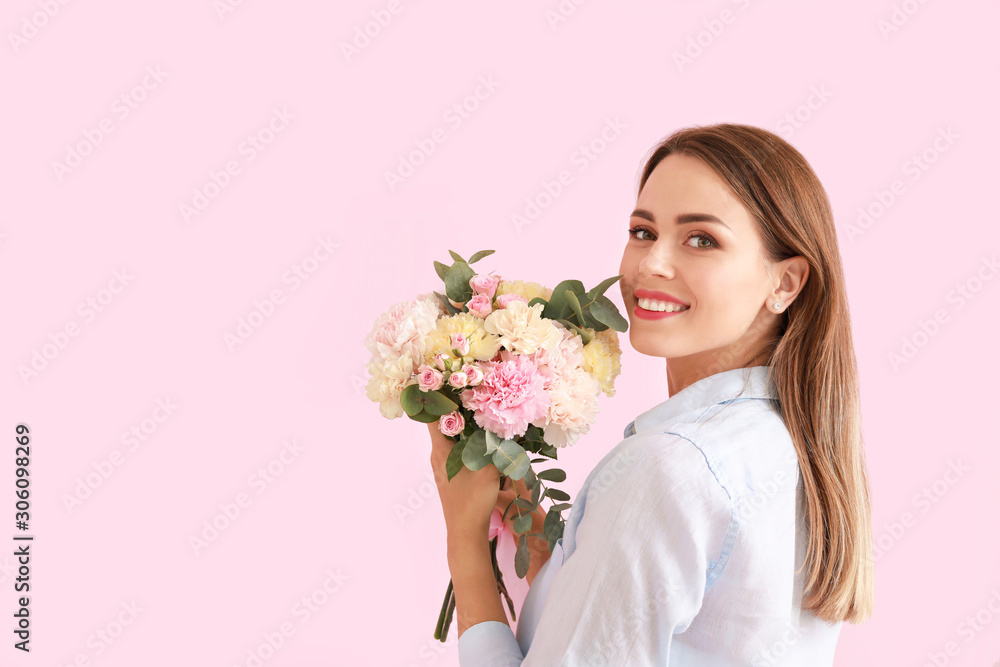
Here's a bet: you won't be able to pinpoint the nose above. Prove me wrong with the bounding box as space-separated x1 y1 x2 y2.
638 241 675 280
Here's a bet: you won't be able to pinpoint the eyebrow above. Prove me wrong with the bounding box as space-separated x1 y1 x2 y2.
630 208 733 233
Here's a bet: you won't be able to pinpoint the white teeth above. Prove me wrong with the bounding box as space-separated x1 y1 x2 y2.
638 297 689 312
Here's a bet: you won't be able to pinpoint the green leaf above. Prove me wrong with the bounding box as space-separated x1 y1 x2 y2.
545 488 570 501
462 430 492 471
515 534 530 578
514 497 535 510
590 295 629 332
434 261 450 282
422 391 459 416
448 250 466 264
530 478 540 505
399 384 425 417
586 274 623 301
543 279 585 320
514 514 533 534
433 291 460 315
526 297 548 309
564 289 585 326
444 262 475 303
549 502 572 512
484 430 501 455
543 508 562 538
408 411 439 424
468 249 495 264
491 440 530 480
539 443 558 459
446 439 467 481
536 468 566 483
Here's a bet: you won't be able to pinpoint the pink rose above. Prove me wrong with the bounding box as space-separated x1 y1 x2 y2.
450 333 471 357
416 364 444 392
468 294 493 318
438 411 465 437
433 352 449 371
496 293 528 309
448 370 469 388
470 274 501 300
462 363 485 386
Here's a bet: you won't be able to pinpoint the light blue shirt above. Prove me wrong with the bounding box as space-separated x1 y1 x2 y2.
457 365 843 666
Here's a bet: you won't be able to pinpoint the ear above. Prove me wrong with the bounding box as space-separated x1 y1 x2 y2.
773 256 809 307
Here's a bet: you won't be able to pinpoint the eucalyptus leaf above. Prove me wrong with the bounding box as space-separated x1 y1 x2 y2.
462 430 492 471
446 439 467 481
536 468 566 483
514 514 533 534
590 295 629 332
539 443 559 458
422 391 459 416
515 534 530 578
484 429 501 455
564 289 585 326
545 488 570 501
543 508 561 538
549 502 572 512
448 249 466 264
468 249 495 264
444 262 475 303
434 261 450 282
531 479 540 506
527 297 548 309
433 291 460 315
514 498 535 510
491 440 529 480
408 411 439 424
399 384 425 417
586 274 623 300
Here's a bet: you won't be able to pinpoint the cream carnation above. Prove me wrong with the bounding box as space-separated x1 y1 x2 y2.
582 328 623 397
495 280 552 303
483 300 562 356
424 312 502 364
365 354 417 419
542 367 601 447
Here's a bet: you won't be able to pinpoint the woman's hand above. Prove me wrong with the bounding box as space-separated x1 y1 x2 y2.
427 422 500 545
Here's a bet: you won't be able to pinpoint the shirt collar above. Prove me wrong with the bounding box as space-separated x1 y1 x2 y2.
629 365 778 437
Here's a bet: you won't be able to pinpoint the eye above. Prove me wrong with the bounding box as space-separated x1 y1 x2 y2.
627 225 655 241
684 232 718 250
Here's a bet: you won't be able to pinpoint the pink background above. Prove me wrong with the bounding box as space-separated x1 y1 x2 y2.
3 1 999 665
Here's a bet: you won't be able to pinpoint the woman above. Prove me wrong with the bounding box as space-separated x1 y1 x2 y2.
427 123 875 665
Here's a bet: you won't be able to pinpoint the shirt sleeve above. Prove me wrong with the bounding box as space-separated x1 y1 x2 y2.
458 430 735 666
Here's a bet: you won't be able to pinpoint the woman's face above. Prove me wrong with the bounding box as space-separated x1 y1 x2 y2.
618 153 783 376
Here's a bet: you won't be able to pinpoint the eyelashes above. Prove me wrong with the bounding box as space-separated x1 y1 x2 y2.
626 226 719 249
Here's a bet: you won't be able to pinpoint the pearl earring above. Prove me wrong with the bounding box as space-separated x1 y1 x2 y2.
773 300 782 311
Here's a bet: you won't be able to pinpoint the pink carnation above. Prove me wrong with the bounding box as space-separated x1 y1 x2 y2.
461 350 550 440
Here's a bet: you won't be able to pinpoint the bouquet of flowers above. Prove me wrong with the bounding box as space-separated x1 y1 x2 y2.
363 248 627 641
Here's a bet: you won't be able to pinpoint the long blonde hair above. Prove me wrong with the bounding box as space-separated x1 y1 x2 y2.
637 123 874 624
